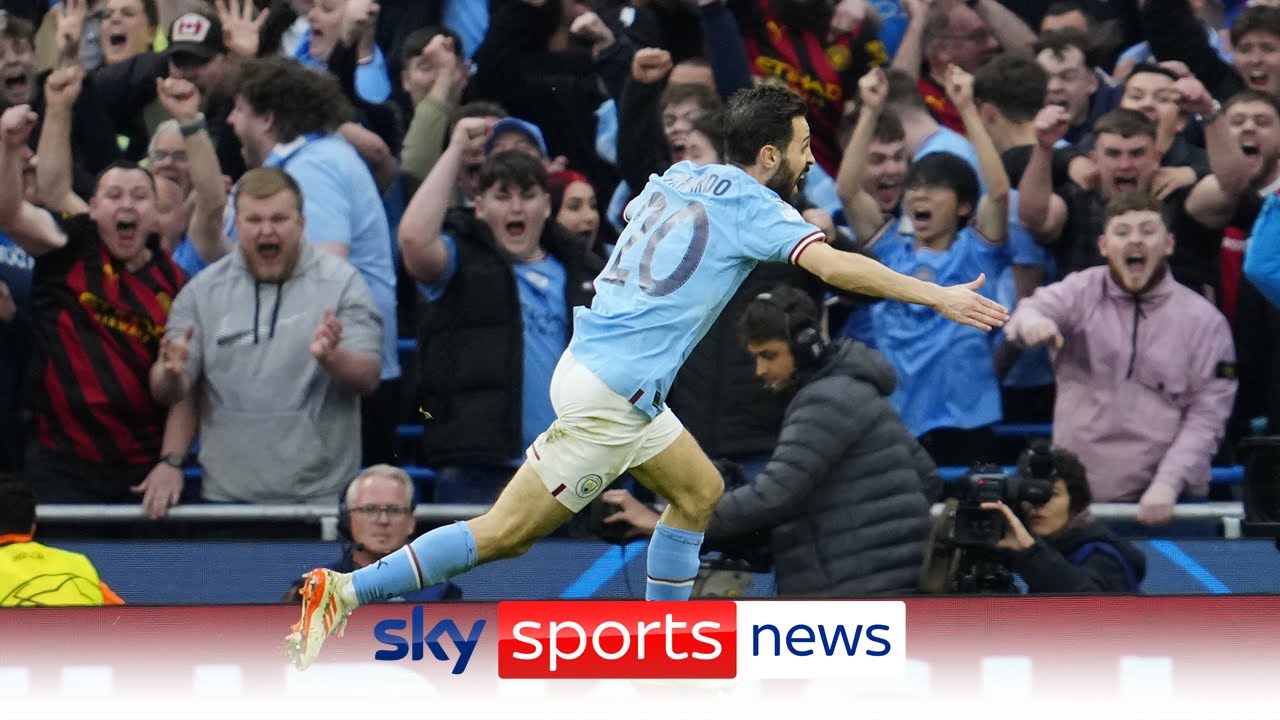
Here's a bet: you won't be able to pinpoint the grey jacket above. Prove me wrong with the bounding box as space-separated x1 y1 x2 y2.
706 339 937 597
166 242 382 502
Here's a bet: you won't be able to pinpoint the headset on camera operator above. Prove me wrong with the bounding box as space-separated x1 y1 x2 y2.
603 286 939 597
283 466 461 603
983 447 1146 594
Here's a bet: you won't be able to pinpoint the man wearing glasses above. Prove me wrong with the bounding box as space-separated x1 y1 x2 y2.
890 0 1035 134
284 466 461 603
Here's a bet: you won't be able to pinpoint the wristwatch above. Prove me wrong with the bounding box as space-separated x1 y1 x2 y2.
1197 100 1223 126
179 114 207 137
160 452 185 469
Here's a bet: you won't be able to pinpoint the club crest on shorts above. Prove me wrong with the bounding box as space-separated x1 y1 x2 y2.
575 474 604 498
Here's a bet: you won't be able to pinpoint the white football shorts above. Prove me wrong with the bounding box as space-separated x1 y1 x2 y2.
526 351 684 512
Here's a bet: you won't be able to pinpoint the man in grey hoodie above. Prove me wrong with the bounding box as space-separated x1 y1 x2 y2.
148 167 382 508
604 286 939 597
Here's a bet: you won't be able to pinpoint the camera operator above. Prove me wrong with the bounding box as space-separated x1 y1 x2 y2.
982 447 1146 593
603 286 939 597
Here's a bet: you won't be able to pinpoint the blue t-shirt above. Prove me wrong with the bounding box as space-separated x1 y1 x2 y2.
868 224 1010 436
513 256 568 450
570 161 825 416
417 236 570 455
870 0 909 58
0 231 34 308
229 134 401 380
1245 194 1280 309
295 35 393 104
171 235 209 279
443 0 489 59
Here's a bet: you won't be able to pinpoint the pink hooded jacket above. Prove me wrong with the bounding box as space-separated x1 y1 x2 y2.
1006 266 1237 502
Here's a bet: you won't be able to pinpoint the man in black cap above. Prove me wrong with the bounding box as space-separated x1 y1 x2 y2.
91 0 259 179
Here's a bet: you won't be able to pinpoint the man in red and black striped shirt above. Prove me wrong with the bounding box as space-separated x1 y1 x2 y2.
0 104 184 508
738 0 888 177
891 0 1034 135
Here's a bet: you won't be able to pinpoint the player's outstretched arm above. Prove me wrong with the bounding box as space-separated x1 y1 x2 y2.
797 242 1009 331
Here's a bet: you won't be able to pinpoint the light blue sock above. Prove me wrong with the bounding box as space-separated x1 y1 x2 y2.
351 521 478 604
645 522 704 601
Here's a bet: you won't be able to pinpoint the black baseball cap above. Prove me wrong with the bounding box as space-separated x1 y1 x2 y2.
167 11 226 61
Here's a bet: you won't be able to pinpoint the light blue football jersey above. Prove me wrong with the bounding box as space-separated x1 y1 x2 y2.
569 161 825 416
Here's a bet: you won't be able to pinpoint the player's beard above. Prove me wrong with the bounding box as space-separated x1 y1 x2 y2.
766 158 806 203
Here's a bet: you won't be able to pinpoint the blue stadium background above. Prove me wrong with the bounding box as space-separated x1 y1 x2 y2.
60 535 1280 604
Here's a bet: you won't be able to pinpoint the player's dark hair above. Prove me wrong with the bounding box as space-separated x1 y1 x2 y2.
903 152 980 216
723 84 808 166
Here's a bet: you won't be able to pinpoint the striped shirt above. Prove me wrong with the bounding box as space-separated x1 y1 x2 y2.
29 215 184 465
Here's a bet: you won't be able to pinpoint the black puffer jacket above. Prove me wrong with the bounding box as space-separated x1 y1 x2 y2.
1012 516 1147 594
705 339 938 597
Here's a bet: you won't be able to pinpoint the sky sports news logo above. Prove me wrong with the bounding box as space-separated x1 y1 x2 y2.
497 601 904 680
372 601 903 680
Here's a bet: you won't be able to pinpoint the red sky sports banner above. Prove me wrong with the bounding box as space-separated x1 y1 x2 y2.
1 598 1279 717
494 601 903 679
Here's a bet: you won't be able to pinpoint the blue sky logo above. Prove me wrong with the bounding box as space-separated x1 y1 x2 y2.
372 606 486 674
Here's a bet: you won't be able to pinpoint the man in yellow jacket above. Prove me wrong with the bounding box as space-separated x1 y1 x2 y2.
0 477 123 606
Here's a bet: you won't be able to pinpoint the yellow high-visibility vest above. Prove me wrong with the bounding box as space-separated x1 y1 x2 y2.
0 539 111 607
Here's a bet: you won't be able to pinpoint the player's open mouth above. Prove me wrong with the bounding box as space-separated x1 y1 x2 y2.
506 221 527 236
671 142 686 160
1113 177 1138 189
1241 141 1261 157
258 243 281 260
911 208 933 223
1249 70 1269 86
1124 253 1146 270
108 32 129 50
116 219 139 238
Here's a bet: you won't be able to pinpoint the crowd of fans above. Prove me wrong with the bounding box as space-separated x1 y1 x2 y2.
0 0 1276 553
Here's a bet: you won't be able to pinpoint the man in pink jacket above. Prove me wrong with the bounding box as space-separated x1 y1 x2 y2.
1005 191 1237 525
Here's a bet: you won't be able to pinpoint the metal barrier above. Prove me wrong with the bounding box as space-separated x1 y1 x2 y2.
36 503 491 541
38 501 1245 540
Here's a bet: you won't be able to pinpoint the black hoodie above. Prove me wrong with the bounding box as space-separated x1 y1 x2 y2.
1012 516 1148 594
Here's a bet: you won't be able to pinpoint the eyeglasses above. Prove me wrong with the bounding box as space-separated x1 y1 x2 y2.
149 149 189 164
350 505 414 519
